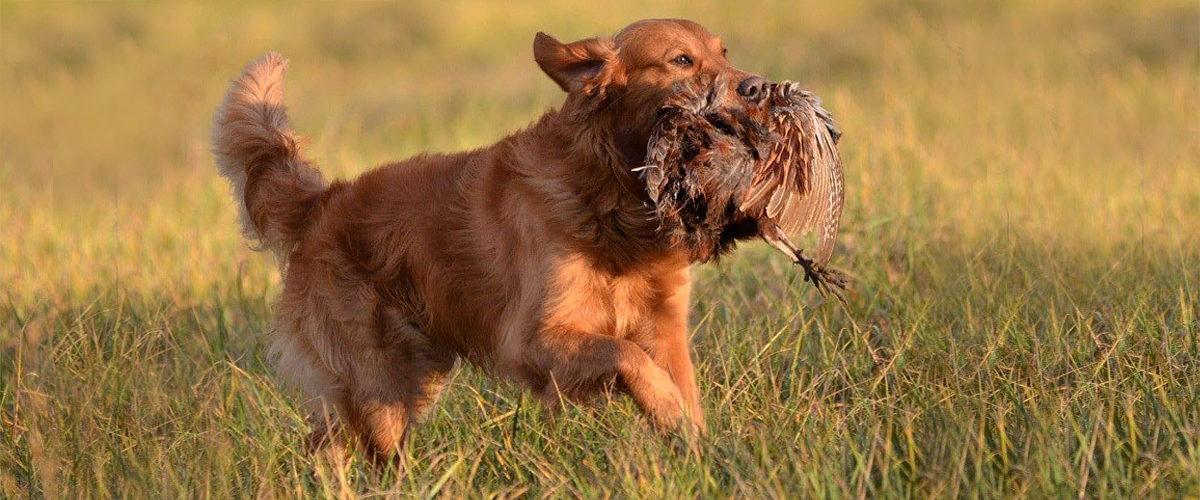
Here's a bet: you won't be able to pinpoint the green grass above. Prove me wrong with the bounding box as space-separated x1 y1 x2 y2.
2 1 1198 498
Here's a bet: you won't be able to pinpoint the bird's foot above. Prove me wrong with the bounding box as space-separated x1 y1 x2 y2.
795 253 850 304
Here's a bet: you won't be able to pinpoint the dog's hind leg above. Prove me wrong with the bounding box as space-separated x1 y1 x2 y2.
340 307 456 462
270 316 345 450
275 299 454 463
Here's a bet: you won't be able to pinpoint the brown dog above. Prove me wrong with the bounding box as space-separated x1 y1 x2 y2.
212 19 769 458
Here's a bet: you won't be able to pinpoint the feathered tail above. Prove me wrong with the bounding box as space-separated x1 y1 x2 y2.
211 52 326 259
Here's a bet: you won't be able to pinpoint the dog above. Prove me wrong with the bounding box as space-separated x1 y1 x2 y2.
212 19 772 459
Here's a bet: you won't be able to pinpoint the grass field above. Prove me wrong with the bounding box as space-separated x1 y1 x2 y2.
2 1 1198 498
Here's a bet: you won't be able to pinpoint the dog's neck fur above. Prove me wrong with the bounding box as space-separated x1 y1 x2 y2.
507 97 676 273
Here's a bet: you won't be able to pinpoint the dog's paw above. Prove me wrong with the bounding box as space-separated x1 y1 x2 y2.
634 366 687 434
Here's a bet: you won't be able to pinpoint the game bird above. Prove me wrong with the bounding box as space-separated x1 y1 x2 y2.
641 79 850 301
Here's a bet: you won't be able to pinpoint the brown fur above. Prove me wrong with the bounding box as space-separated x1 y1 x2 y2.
211 19 761 459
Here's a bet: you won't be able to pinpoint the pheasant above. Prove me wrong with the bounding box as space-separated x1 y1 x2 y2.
640 79 850 301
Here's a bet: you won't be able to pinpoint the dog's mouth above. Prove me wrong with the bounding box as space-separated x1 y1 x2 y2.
650 78 779 167
696 82 741 137
702 112 738 136
701 81 775 142
704 104 775 162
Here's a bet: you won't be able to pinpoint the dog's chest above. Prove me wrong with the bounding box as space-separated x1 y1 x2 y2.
541 253 683 339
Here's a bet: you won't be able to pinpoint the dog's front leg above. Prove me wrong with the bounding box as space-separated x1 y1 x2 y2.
530 330 687 433
641 270 706 433
653 326 706 433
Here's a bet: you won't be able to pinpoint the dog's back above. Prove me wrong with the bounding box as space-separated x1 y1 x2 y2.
213 53 520 361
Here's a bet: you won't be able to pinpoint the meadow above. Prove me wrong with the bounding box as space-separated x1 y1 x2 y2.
1 1 1198 498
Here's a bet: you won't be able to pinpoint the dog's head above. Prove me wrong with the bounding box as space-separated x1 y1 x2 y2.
535 19 765 168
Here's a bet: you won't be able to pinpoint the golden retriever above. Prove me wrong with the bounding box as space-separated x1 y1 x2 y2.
212 19 769 459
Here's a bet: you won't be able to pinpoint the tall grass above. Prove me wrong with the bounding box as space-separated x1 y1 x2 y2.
2 1 1198 498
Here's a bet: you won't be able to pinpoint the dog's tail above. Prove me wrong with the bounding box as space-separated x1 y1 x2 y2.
211 52 326 259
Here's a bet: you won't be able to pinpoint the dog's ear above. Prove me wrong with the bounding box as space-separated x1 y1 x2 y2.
534 32 622 95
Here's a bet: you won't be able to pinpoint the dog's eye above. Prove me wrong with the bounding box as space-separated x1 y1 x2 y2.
672 54 694 67
722 47 728 58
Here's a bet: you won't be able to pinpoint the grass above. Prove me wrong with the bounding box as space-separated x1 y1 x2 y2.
2 0 1198 498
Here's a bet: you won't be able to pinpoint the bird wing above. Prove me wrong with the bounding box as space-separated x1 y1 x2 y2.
643 108 685 203
739 87 844 266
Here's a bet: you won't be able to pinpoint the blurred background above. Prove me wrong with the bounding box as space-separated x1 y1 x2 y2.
2 1 1199 497
2 0 1196 301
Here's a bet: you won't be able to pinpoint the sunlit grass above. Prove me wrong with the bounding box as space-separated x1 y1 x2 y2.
2 0 1198 498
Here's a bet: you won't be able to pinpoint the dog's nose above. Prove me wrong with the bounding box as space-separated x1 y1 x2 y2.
736 77 767 101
